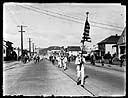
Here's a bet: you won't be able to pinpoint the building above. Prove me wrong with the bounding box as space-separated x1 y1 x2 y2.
97 34 120 56
3 40 16 60
47 46 62 56
67 46 81 56
112 27 126 58
3 41 7 58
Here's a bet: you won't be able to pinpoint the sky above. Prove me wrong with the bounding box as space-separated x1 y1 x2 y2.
3 3 126 50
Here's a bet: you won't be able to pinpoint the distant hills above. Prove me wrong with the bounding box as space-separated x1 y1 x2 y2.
39 46 62 55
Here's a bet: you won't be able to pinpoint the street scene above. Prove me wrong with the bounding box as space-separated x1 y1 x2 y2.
3 3 126 96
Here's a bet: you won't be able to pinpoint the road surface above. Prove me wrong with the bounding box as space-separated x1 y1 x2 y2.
66 61 126 96
3 59 92 96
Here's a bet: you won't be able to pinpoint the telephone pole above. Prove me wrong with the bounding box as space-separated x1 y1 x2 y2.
32 43 34 56
29 38 31 57
17 25 27 61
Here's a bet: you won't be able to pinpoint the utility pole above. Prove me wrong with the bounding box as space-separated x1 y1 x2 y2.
17 25 27 61
29 38 31 57
17 47 20 61
32 43 34 56
35 45 37 54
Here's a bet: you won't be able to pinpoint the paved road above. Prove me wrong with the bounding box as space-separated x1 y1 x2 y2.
3 59 92 96
66 61 126 96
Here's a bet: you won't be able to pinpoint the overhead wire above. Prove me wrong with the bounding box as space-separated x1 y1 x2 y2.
27 5 124 31
17 4 122 31
29 5 123 29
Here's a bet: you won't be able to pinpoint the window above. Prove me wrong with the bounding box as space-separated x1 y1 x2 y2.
120 46 125 54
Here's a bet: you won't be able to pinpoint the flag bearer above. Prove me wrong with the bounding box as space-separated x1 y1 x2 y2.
80 55 86 87
75 53 86 87
75 54 81 84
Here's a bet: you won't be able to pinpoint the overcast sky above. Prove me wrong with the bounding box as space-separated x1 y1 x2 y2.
3 3 126 49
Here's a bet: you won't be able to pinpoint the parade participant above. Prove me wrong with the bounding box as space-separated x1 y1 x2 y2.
60 55 64 68
80 54 86 86
63 56 68 71
57 55 61 67
75 54 81 85
36 54 40 62
52 55 55 65
33 54 37 64
75 53 86 87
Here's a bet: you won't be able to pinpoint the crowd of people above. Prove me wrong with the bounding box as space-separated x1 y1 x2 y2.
18 53 40 64
49 53 87 87
49 54 68 71
48 50 125 87
89 51 125 67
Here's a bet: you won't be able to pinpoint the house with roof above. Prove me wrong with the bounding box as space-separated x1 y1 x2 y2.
67 46 81 56
3 40 13 58
97 34 120 56
112 27 126 58
47 46 62 56
3 41 7 58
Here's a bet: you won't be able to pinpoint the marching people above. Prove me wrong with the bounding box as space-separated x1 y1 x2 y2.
75 53 86 87
52 55 56 65
91 52 96 65
80 55 86 86
57 55 61 68
75 54 81 84
36 54 40 62
101 56 104 66
63 55 68 71
60 55 64 68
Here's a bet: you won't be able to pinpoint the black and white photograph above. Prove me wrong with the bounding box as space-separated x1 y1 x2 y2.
3 2 126 96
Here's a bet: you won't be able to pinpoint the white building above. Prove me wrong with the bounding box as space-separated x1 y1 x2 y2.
67 46 81 56
98 34 120 56
112 27 126 58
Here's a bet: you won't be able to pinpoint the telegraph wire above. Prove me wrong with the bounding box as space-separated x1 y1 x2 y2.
29 5 123 29
17 5 122 31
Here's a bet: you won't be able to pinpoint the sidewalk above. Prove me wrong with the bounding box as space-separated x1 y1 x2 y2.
69 61 126 72
86 62 126 72
3 60 33 71
3 61 21 70
4 59 92 96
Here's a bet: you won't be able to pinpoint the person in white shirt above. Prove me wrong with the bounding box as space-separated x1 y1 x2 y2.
75 54 81 84
63 56 68 71
60 55 64 68
80 55 86 86
57 55 61 67
75 53 86 87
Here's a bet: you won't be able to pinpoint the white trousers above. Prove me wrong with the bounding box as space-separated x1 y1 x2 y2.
76 64 85 85
63 62 67 69
59 60 63 67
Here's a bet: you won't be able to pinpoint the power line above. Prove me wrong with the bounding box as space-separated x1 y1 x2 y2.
17 5 84 24
17 5 122 31
29 5 123 29
27 5 123 32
